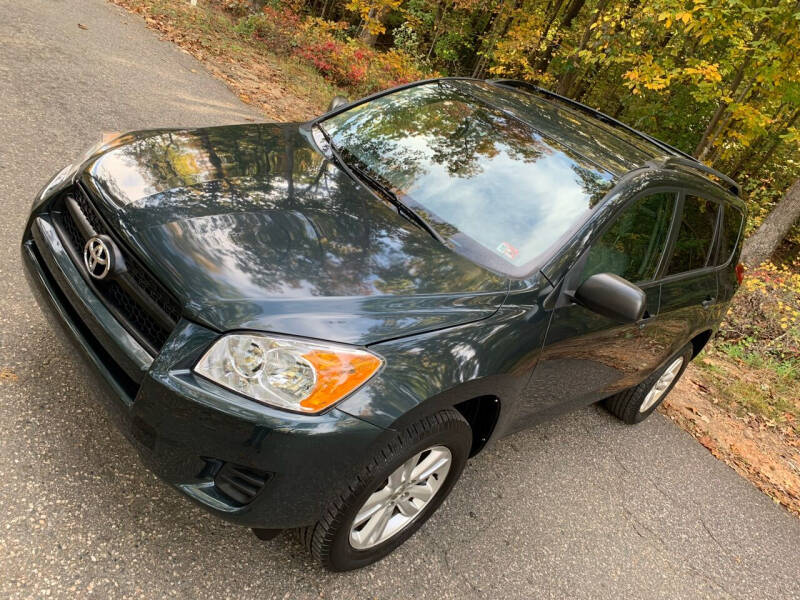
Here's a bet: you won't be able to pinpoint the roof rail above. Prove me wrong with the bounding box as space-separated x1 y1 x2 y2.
487 78 696 161
646 156 740 197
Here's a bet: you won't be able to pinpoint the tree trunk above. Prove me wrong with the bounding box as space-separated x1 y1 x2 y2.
472 0 518 78
556 0 608 95
740 179 800 267
693 55 752 160
533 0 587 73
530 0 565 66
358 6 390 47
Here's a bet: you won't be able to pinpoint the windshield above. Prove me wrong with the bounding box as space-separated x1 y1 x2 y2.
320 80 614 274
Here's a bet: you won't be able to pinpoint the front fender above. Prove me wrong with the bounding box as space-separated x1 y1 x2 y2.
336 304 548 440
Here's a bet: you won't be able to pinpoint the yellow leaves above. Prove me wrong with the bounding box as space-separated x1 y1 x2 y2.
644 78 670 91
657 9 692 29
685 62 723 83
345 0 400 36
622 54 674 94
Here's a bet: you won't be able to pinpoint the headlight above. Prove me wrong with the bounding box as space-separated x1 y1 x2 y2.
194 334 383 414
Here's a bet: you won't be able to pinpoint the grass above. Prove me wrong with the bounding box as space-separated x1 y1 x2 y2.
694 349 800 433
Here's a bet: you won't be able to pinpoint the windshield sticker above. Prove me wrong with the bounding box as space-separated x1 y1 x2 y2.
496 242 519 261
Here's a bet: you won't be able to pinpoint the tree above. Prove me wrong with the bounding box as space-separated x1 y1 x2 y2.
740 179 800 267
222 0 800 259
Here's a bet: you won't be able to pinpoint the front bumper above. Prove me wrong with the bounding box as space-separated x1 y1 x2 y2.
22 214 387 529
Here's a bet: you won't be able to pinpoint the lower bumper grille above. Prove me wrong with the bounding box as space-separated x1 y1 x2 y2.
215 463 271 506
52 186 181 353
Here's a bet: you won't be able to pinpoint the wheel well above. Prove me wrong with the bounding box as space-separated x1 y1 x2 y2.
690 329 713 358
454 395 500 457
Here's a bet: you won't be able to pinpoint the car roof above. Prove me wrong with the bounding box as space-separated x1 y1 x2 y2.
455 80 659 177
315 78 740 200
480 79 741 199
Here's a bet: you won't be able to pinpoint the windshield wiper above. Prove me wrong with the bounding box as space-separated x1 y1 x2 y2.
314 125 445 245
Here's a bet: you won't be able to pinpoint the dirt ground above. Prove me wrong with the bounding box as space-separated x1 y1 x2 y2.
660 363 800 517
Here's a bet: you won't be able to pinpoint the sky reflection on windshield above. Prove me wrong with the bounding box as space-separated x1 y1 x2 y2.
324 82 613 269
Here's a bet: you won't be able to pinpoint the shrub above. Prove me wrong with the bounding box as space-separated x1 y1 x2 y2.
718 259 800 361
227 3 427 95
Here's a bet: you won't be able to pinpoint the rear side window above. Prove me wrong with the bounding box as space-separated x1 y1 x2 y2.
664 194 719 276
582 192 676 283
717 205 744 265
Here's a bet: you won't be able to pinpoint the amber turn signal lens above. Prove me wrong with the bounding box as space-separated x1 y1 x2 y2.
299 350 382 412
194 333 382 414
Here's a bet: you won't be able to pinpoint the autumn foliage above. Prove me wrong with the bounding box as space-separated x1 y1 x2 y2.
230 3 425 92
208 0 800 245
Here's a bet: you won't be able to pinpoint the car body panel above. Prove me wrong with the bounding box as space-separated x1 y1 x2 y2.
515 281 665 429
337 277 552 436
20 78 745 531
75 123 508 345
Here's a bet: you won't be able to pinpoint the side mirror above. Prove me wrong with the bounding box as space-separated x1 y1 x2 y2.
574 273 646 322
327 95 349 112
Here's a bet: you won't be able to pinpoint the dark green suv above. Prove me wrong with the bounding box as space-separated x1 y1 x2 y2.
22 78 745 570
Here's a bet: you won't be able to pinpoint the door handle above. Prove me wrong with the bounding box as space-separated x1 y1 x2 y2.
701 296 715 309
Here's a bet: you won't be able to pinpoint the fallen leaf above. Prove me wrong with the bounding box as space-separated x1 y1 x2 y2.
0 367 18 382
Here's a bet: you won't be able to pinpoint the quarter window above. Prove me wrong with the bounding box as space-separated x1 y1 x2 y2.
664 195 719 276
717 205 744 265
582 192 676 283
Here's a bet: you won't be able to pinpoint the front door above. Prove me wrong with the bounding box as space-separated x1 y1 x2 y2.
515 190 678 424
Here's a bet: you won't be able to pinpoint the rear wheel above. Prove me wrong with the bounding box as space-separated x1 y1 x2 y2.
300 409 471 571
604 343 693 424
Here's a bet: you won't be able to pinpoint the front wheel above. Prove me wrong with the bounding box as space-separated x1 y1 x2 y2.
300 409 472 571
603 343 693 424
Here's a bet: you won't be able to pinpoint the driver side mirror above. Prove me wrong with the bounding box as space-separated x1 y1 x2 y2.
574 273 646 322
327 95 349 112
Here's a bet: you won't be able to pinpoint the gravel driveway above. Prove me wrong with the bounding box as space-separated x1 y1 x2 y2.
1 1 799 598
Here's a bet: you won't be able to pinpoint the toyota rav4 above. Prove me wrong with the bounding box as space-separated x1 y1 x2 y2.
22 78 745 570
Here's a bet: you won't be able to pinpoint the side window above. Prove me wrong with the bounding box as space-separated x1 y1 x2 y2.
582 192 676 283
664 194 719 276
716 204 744 265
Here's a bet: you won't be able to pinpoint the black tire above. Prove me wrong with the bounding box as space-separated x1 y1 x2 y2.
604 343 693 424
299 409 471 571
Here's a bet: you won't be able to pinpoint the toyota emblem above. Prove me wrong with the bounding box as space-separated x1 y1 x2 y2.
83 235 115 280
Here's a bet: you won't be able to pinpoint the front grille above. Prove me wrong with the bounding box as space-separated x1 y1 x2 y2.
26 240 140 401
53 186 181 353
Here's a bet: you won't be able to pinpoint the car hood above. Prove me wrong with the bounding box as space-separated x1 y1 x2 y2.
75 123 508 345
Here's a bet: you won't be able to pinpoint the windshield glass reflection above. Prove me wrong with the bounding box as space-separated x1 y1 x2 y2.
322 81 613 270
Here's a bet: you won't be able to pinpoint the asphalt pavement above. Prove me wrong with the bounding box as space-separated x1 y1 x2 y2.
1 1 799 598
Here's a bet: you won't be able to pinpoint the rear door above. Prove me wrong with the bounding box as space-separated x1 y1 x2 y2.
516 190 678 423
657 192 722 357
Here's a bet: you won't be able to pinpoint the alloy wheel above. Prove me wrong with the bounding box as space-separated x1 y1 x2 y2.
639 356 684 413
349 445 452 550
